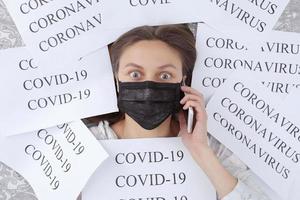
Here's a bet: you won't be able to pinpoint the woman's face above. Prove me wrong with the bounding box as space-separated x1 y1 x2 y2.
117 40 183 83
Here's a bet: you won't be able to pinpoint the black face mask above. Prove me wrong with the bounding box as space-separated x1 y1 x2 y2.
117 81 182 130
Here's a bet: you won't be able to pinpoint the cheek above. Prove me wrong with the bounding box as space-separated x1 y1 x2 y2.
176 75 183 83
175 67 184 82
117 72 126 81
178 74 183 82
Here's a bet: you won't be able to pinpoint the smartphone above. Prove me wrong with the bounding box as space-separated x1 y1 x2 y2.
187 107 194 133
182 77 194 133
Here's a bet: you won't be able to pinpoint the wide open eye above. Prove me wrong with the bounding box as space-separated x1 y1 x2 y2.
160 72 172 80
129 70 142 80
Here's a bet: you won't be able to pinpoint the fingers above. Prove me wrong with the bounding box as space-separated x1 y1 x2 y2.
183 101 207 121
181 85 205 106
180 86 210 150
180 93 202 105
180 86 207 122
181 86 202 97
182 100 200 110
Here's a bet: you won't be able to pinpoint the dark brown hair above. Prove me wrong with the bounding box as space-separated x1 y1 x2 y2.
85 24 197 126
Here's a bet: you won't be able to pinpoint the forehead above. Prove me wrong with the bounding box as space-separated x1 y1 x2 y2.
119 40 182 69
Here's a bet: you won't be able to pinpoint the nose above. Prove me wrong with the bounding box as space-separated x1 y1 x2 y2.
143 73 157 82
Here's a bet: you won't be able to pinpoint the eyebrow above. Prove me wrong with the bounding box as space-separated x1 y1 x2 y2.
125 63 143 69
125 63 177 69
158 64 177 70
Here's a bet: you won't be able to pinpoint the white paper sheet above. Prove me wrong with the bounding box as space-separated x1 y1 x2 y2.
278 90 300 200
252 29 300 57
206 70 300 200
101 0 203 29
2 0 203 67
200 0 289 35
192 23 300 103
0 47 118 136
82 137 216 200
0 120 108 200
